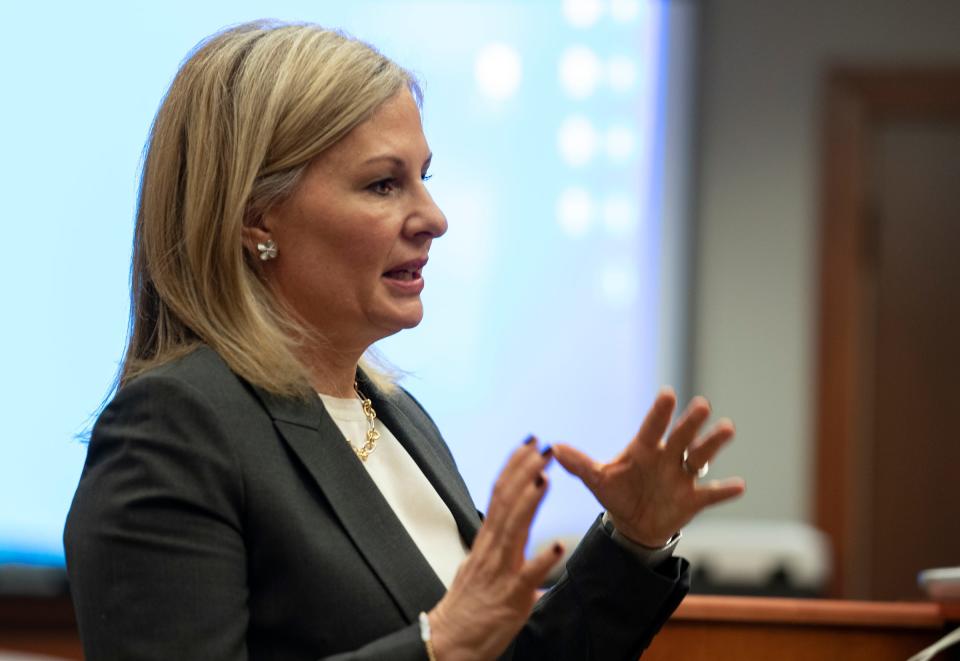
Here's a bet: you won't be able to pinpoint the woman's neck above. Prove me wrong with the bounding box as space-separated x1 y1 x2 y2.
302 343 365 399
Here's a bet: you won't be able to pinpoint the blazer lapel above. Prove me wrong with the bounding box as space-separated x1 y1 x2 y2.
361 378 482 548
250 386 447 621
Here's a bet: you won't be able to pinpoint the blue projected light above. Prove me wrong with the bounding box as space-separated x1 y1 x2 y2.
0 0 678 564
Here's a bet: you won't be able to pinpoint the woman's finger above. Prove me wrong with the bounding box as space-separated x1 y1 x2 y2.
663 396 711 460
485 438 541 526
632 388 677 450
691 478 746 511
498 470 551 549
498 447 555 539
552 443 602 490
484 445 553 553
519 541 565 589
683 418 735 470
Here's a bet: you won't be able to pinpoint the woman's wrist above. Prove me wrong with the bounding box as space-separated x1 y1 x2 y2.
602 512 672 549
428 606 490 661
426 608 459 661
419 611 439 661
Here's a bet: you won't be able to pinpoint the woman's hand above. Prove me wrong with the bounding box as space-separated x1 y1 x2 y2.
429 438 562 661
553 388 746 548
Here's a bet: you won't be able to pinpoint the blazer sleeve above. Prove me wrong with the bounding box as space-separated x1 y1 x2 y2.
510 518 689 660
63 374 434 661
64 374 251 660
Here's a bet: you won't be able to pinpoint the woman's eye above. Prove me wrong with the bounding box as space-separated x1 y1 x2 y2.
370 179 396 195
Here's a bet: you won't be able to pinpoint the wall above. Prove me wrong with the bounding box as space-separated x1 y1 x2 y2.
690 0 960 522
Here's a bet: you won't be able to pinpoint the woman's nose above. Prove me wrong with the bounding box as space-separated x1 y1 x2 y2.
409 187 448 239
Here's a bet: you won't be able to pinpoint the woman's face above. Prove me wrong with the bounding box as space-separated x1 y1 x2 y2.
256 89 447 350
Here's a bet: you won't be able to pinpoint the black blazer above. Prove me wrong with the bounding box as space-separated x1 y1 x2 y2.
64 346 688 660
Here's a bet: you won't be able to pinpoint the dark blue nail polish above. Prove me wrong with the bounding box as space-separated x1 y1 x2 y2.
541 445 553 458
524 434 536 446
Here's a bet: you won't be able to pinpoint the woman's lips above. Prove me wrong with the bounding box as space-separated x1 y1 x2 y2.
382 256 427 294
382 269 424 294
383 268 420 281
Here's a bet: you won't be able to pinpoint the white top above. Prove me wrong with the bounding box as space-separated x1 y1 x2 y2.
318 393 469 588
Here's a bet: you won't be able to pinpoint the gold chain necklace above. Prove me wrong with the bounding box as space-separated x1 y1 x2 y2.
350 382 380 462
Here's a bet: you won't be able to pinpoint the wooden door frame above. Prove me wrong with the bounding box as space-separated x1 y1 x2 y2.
815 67 960 598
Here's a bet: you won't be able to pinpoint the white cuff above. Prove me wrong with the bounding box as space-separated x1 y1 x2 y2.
601 512 681 568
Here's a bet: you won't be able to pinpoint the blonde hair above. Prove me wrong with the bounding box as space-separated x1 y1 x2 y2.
122 20 419 396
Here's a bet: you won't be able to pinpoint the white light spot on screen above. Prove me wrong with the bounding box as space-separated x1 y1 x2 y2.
557 187 594 237
559 46 602 99
558 116 598 167
607 55 637 92
600 263 638 307
602 193 636 236
610 0 640 23
474 43 522 101
604 124 636 162
562 0 604 28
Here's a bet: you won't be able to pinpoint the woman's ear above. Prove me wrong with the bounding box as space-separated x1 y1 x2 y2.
242 224 272 256
242 203 278 261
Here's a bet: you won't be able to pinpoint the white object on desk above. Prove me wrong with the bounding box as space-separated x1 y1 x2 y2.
679 519 832 591
918 566 960 600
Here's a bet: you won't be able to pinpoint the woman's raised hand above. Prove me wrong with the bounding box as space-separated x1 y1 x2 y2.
553 388 746 548
428 438 561 661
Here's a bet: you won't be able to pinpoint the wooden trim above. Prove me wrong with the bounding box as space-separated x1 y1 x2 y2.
673 595 946 629
814 67 960 598
940 601 960 621
646 595 959 661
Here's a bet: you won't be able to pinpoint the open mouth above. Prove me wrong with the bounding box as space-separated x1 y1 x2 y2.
382 268 422 281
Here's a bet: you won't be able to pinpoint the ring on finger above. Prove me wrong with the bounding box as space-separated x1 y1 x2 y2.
682 450 709 479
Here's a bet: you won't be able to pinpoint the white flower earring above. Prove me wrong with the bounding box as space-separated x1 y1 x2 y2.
257 239 278 261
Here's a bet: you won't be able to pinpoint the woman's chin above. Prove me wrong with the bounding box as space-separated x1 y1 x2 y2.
372 306 425 337
395 310 425 331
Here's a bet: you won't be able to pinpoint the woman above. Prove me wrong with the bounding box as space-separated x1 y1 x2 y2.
64 20 744 660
